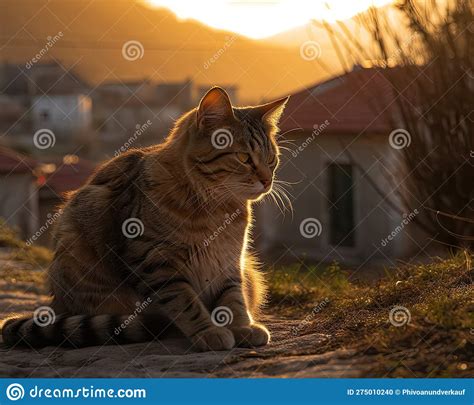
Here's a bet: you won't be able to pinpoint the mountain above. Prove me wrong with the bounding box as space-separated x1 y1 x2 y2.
0 0 336 102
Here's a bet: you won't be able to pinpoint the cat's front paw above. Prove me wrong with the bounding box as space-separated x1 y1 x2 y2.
231 323 270 348
192 326 235 352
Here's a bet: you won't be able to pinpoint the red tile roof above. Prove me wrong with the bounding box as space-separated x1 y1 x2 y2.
280 67 397 135
43 159 95 194
0 147 37 174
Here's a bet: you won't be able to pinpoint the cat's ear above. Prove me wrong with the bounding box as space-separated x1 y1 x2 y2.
197 87 235 129
253 96 290 126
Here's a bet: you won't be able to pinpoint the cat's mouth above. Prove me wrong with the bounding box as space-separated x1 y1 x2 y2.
246 181 272 199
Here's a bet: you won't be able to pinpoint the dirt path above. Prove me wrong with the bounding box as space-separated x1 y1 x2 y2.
0 256 372 378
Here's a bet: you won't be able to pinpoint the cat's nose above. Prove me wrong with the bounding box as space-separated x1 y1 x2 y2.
260 177 272 189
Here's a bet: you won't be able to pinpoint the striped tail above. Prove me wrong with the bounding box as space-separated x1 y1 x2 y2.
2 313 168 348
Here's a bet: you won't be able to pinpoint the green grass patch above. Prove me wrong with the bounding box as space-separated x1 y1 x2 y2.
268 254 473 377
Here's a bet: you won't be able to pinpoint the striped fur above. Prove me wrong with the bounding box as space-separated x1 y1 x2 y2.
2 87 288 351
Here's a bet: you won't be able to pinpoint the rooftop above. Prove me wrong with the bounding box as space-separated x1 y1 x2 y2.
280 67 397 135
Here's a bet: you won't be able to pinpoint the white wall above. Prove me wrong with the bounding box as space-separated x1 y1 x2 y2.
32 94 92 133
254 131 424 266
0 173 38 238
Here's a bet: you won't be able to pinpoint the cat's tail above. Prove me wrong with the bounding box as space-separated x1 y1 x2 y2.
1 313 167 348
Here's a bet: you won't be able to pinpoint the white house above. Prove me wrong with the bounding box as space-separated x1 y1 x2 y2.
32 94 92 134
254 67 427 266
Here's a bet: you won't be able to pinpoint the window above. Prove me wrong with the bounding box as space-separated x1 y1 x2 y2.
328 163 355 247
40 110 50 121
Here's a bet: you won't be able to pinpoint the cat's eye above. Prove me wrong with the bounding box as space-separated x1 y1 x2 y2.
237 153 250 163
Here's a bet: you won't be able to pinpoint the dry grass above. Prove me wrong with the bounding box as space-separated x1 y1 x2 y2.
0 220 52 267
268 256 473 377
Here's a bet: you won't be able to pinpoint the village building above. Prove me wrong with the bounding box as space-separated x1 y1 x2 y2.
255 67 426 266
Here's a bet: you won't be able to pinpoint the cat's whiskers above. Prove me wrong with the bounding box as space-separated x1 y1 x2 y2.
267 180 294 218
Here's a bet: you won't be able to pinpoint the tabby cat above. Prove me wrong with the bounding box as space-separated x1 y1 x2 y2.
2 87 288 351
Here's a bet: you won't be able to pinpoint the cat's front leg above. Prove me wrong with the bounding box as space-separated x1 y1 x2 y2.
145 276 235 351
215 278 270 348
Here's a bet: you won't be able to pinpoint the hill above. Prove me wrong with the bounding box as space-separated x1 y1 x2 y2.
1 0 332 102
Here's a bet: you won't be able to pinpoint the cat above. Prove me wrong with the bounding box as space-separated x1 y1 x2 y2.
2 87 288 351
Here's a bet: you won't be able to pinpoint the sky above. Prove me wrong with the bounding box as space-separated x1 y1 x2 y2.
144 0 394 39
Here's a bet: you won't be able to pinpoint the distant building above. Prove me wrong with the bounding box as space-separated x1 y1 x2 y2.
156 79 194 110
0 95 26 133
0 62 92 139
0 147 39 238
255 67 425 265
31 94 92 133
37 155 95 246
0 145 94 245
93 78 195 148
28 62 92 135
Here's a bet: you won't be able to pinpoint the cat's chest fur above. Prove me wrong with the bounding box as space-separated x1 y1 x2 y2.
184 215 247 304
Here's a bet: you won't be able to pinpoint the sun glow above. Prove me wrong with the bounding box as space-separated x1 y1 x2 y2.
145 0 393 39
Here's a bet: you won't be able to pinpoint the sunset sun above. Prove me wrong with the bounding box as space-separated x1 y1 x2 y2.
145 0 393 39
